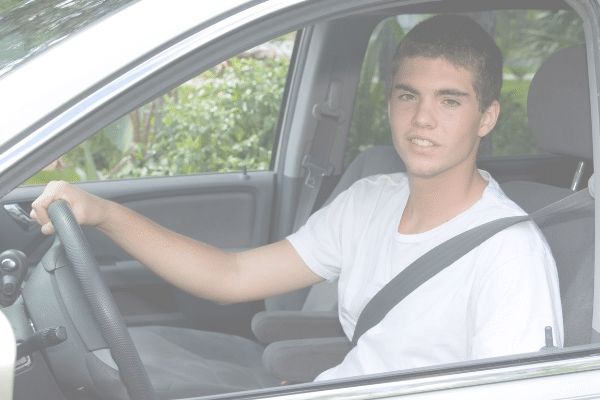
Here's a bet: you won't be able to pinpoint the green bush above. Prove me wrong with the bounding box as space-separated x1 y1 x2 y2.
25 53 290 184
112 56 288 179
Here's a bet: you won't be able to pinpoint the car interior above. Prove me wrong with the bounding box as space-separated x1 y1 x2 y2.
1 1 598 399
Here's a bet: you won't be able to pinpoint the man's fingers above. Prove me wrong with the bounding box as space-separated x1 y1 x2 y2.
31 200 50 227
41 223 55 235
30 180 68 228
31 208 55 235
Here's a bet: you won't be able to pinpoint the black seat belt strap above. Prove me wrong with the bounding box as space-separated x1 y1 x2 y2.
351 188 594 348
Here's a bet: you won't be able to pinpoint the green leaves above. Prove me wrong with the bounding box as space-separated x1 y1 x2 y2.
23 52 288 185
111 55 286 178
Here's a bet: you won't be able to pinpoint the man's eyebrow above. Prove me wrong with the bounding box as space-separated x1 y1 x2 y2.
435 88 470 97
393 83 419 94
393 84 470 98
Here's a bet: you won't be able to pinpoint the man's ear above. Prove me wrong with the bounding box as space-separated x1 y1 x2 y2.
478 100 500 138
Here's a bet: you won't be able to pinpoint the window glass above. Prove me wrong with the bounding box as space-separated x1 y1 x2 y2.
23 32 296 185
344 11 584 164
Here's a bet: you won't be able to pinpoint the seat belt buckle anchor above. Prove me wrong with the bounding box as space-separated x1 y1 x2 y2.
302 155 334 188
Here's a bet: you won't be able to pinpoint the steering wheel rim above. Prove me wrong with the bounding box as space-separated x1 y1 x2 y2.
48 200 157 400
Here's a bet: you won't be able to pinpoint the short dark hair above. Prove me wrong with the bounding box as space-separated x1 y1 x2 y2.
389 14 503 112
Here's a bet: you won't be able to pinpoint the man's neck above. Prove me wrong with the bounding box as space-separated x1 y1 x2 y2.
398 168 488 235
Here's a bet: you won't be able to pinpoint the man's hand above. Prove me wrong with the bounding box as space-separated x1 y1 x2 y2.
30 180 110 235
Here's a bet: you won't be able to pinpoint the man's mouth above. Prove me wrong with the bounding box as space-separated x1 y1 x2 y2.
411 138 435 147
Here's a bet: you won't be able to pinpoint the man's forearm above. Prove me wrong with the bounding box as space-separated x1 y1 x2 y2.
96 200 241 304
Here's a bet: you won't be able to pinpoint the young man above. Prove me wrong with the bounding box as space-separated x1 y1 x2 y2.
30 15 562 380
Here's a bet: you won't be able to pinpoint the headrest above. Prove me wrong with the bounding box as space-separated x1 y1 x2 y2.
527 44 593 160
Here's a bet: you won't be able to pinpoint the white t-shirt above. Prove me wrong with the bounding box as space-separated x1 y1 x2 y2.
287 171 563 380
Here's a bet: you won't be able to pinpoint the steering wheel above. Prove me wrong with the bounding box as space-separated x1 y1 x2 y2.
48 200 157 400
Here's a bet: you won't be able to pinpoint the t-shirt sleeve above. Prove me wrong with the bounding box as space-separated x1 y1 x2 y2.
469 250 564 359
286 187 355 282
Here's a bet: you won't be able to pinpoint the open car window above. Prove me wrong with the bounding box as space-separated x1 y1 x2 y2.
21 33 296 184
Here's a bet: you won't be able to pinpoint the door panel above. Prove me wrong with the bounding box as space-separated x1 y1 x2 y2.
1 170 275 338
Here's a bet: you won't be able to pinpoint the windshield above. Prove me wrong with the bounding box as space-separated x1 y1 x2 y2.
0 0 138 78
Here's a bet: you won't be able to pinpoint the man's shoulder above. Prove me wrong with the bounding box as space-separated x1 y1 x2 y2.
476 171 528 218
463 173 551 258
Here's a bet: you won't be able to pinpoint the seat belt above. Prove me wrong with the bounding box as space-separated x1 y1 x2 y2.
351 188 595 348
292 79 345 232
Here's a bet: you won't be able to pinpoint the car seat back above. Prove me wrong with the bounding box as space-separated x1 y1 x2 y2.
501 44 594 347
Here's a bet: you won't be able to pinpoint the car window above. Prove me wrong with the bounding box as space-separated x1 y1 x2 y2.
344 10 584 165
22 32 296 185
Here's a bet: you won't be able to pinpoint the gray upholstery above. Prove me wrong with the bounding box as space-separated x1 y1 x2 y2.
500 181 594 346
528 44 593 160
323 145 407 208
501 43 595 347
251 311 343 344
262 337 352 383
128 326 280 399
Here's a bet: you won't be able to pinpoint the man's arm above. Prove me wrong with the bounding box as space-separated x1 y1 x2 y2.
30 181 323 305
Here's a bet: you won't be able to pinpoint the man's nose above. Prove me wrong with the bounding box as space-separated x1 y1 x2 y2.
411 100 437 129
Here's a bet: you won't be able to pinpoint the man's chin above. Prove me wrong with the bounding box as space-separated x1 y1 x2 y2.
405 165 442 179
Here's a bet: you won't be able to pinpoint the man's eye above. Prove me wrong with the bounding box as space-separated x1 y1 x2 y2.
443 98 460 107
398 93 414 101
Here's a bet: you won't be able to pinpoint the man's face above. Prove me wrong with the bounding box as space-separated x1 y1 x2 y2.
388 56 499 180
